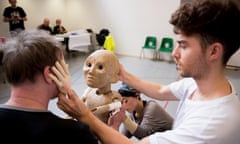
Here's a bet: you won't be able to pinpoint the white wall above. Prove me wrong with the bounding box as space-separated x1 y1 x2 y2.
0 0 180 57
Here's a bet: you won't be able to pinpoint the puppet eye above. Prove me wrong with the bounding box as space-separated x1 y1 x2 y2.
87 63 92 67
98 65 103 70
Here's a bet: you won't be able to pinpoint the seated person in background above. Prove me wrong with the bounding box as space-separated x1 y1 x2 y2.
108 83 173 139
53 18 68 49
51 49 122 124
37 18 53 34
53 18 68 35
0 29 98 143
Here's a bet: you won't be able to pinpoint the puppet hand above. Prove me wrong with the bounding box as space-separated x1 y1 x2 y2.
109 101 122 111
91 102 122 115
108 101 121 115
49 59 72 93
111 108 120 116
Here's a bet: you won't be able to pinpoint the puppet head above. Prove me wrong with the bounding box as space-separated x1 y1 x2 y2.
83 49 120 88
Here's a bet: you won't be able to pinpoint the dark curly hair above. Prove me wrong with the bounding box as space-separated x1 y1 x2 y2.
170 0 240 65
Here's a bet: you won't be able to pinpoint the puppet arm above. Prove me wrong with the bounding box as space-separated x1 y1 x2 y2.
91 101 122 115
81 87 92 103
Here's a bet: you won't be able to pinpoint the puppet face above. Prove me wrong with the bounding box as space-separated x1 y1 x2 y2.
83 50 119 88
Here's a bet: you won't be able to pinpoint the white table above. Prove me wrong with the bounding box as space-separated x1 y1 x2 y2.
68 33 91 53
55 31 91 53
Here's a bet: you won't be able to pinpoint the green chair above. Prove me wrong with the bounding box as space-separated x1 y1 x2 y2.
139 36 157 60
157 37 174 61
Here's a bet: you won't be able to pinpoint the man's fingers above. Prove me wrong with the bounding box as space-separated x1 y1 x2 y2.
49 73 62 87
57 92 70 108
51 66 65 81
60 59 69 74
56 61 66 76
57 89 77 116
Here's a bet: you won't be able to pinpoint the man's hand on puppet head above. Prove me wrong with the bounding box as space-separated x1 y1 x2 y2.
49 59 72 93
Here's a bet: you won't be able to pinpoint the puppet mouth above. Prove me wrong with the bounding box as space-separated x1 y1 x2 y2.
87 79 95 85
86 76 98 87
87 75 95 81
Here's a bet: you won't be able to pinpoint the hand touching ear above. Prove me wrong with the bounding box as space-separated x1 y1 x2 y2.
49 59 72 93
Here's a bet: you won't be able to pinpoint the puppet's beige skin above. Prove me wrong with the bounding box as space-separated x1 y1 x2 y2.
82 49 122 124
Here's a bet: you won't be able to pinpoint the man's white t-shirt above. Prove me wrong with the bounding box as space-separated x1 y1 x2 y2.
149 78 240 144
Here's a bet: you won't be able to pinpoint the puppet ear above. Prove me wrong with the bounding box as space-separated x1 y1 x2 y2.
110 73 119 83
109 63 119 83
110 60 120 83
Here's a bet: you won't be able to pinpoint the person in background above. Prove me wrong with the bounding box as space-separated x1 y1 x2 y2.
108 83 173 140
53 18 69 52
37 18 53 35
53 18 68 35
2 0 27 37
52 0 240 143
0 29 98 144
